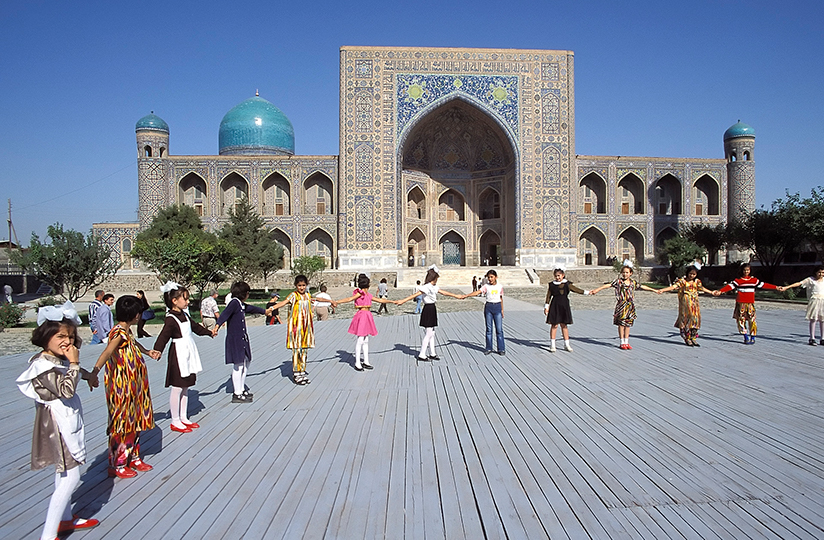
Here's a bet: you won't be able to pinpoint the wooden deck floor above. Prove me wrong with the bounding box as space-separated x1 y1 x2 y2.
0 304 822 539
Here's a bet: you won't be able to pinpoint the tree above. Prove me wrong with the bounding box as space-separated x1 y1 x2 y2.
681 222 727 265
219 197 283 282
12 224 120 301
132 205 233 295
291 255 326 287
657 235 704 283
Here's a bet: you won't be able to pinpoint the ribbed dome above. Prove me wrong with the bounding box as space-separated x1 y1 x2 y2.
135 112 169 133
723 121 755 141
219 96 294 156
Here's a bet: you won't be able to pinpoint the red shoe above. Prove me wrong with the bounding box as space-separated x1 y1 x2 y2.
182 421 200 429
619 344 628 350
108 466 137 478
170 424 192 433
129 459 153 472
626 344 632 350
58 517 100 533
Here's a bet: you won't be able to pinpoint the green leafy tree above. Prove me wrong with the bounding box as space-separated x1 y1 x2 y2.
219 197 283 282
12 224 120 301
290 255 326 286
132 205 233 295
681 222 727 265
657 235 704 283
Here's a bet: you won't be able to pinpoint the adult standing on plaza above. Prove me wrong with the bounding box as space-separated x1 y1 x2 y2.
2 283 12 304
91 294 115 345
136 290 153 338
200 290 221 332
314 284 334 321
376 278 389 314
88 290 105 344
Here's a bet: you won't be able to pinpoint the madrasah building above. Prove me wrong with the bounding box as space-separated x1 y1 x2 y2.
94 46 756 278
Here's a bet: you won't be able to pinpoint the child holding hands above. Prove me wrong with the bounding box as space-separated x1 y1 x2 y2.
590 260 658 350
333 273 394 371
268 275 315 385
780 267 825 345
543 265 590 352
657 263 715 346
17 302 100 540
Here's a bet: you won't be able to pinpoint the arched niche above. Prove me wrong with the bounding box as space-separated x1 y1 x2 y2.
271 228 292 269
407 186 426 220
439 230 465 266
262 172 291 216
304 228 333 266
438 189 465 221
618 173 645 214
407 228 425 266
653 174 682 215
220 172 249 217
304 172 333 215
580 227 607 266
580 172 606 214
179 172 207 217
656 227 679 250
618 227 645 264
478 187 501 220
694 175 719 216
479 229 501 266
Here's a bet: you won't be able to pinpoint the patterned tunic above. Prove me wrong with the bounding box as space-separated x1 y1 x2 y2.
105 326 154 435
611 278 640 327
286 291 315 349
673 278 703 331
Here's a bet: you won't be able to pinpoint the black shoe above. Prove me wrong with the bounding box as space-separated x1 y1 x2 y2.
692 341 700 347
809 339 817 346
498 351 506 356
354 364 364 371
427 355 440 360
417 355 430 361
484 350 493 355
231 394 251 403
363 363 374 370
243 389 254 398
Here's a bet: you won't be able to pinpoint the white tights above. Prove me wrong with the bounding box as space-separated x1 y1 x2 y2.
169 386 190 426
809 320 824 340
355 336 371 368
41 467 80 540
232 360 249 395
419 327 436 358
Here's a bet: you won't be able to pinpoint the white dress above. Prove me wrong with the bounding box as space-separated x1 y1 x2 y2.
801 277 825 321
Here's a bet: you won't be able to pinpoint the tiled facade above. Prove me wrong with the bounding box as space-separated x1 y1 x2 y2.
95 46 754 271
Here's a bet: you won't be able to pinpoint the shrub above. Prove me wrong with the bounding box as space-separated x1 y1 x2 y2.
0 303 25 331
36 296 60 308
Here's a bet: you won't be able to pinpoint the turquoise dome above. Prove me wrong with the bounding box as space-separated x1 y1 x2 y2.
135 112 169 133
219 96 295 155
724 121 755 140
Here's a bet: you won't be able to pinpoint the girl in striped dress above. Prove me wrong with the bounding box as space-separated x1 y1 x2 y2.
269 275 315 384
657 263 715 346
591 261 658 350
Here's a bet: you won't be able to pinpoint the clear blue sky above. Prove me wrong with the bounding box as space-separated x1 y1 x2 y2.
1 0 822 243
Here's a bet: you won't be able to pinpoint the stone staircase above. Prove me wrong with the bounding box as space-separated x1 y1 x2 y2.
396 266 540 288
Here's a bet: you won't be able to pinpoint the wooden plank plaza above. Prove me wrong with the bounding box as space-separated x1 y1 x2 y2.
0 297 822 539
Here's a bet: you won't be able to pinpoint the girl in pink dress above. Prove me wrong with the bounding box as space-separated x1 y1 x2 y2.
333 274 393 371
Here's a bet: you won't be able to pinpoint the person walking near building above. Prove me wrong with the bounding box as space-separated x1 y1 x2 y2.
200 290 220 332
376 278 389 314
88 290 105 344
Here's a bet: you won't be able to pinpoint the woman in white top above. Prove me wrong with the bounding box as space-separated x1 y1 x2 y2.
781 268 825 345
461 269 505 355
397 266 465 361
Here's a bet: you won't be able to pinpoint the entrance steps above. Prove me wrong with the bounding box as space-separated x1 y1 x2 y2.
396 266 540 288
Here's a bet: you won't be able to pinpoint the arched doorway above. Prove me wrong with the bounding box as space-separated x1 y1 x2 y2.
271 228 292 269
580 227 607 266
618 227 645 264
220 172 248 217
305 228 333 268
440 231 465 266
407 228 425 267
479 229 501 266
399 98 517 265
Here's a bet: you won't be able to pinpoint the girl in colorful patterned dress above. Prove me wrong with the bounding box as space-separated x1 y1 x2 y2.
215 281 271 402
712 263 778 344
269 275 315 384
332 273 394 371
17 302 100 540
779 268 825 345
90 295 161 479
543 266 590 352
151 282 214 433
657 263 716 347
590 260 659 350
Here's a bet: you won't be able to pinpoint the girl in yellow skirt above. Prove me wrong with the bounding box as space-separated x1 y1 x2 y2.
270 275 315 385
657 263 715 346
591 260 658 350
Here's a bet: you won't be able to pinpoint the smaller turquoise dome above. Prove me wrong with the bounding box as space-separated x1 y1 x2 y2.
135 112 169 133
724 121 755 140
219 96 295 156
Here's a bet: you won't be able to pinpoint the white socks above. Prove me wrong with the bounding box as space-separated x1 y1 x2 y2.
232 361 249 395
355 336 371 367
420 328 436 358
170 386 189 426
41 467 80 540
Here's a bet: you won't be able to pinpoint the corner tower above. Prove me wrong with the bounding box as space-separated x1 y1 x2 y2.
136 112 170 227
724 121 755 220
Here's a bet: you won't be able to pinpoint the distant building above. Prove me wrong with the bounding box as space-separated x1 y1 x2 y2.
94 46 755 270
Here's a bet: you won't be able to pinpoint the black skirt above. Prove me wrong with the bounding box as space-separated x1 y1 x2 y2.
419 303 438 328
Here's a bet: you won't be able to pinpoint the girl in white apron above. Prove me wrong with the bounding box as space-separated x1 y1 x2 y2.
152 283 214 433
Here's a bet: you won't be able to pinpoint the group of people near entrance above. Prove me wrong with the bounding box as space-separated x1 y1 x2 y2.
15 261 824 540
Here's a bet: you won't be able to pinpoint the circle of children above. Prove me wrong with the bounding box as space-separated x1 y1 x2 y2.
15 262 825 539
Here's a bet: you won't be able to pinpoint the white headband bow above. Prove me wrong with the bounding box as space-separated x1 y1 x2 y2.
160 281 180 293
553 263 566 272
622 259 634 269
37 300 82 326
692 261 703 270
427 264 440 274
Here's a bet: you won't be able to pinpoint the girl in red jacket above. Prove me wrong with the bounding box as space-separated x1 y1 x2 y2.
713 264 778 344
